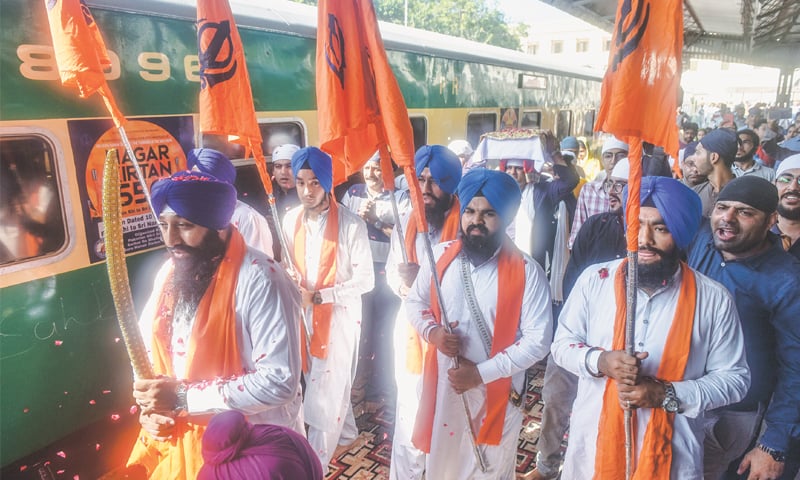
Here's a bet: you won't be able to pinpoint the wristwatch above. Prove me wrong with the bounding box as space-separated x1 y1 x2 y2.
174 382 188 413
758 443 786 463
312 291 323 305
661 381 681 413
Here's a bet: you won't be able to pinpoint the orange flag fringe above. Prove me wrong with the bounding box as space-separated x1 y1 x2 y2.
44 0 126 127
197 0 272 194
316 0 426 231
595 0 683 160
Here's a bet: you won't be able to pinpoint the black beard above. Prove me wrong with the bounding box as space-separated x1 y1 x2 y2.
461 224 502 264
425 193 452 230
170 230 227 313
778 195 800 221
735 150 755 163
638 246 681 291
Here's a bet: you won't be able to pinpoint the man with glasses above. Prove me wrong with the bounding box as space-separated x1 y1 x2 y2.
688 176 800 480
734 129 775 181
773 154 800 259
569 136 628 248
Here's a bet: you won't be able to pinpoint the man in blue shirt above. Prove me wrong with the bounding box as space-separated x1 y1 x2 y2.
688 176 800 480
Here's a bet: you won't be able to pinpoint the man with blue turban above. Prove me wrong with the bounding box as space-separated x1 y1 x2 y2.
405 169 554 479
281 147 374 468
551 176 749 480
387 144 463 480
689 175 800 479
128 171 304 478
185 148 274 257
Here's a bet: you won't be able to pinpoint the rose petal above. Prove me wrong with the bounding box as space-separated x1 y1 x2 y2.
56 451 66 458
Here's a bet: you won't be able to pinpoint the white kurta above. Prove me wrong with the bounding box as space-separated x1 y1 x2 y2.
552 259 750 480
231 200 273 257
405 240 554 480
138 246 304 434
385 211 454 480
282 203 374 461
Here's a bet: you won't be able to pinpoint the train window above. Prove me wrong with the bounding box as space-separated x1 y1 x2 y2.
410 116 427 153
521 110 542 129
260 121 306 158
467 113 497 149
0 136 66 266
557 110 573 138
583 110 596 136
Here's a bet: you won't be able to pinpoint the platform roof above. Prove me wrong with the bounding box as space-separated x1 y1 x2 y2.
540 0 800 70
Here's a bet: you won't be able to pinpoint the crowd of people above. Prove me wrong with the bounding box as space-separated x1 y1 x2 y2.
124 114 800 479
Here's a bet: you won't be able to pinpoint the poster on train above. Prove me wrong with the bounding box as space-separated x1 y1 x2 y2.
67 116 195 263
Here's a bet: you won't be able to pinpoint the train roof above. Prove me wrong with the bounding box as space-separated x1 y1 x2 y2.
88 0 603 83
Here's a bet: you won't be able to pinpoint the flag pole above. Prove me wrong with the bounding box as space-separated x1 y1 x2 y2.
422 235 488 473
624 136 643 479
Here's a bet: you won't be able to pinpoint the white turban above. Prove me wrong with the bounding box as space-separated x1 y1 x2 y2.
776 154 800 176
602 136 629 155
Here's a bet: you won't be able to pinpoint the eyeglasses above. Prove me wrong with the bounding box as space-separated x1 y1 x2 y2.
776 174 800 187
603 180 627 194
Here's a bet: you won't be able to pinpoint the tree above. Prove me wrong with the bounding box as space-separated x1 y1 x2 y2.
293 0 527 50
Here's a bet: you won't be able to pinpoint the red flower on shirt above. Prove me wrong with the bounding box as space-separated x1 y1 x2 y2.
598 267 609 279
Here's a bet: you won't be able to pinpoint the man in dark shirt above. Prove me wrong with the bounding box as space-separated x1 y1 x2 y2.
688 176 800 480
772 155 800 259
271 144 301 218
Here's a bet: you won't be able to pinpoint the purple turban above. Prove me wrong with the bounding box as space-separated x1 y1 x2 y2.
622 176 702 250
291 147 333 193
197 411 324 480
186 148 236 185
414 145 462 194
457 168 521 225
150 171 236 230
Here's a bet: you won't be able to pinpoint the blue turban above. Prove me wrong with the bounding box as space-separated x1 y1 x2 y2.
622 176 702 251
560 136 579 151
699 128 738 161
414 145 462 194
151 171 237 230
457 169 521 225
291 147 333 193
186 148 236 185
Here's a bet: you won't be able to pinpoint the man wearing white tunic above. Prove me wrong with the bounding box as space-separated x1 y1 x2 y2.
406 169 553 479
386 145 463 480
282 147 374 468
185 148 274 256
128 171 305 478
552 176 750 479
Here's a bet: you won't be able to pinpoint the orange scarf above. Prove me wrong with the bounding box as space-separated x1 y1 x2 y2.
293 199 338 371
412 239 524 452
127 228 246 479
403 198 461 374
593 260 696 479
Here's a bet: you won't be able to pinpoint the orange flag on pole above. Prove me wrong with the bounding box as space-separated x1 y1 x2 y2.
44 0 126 127
197 0 271 194
595 0 683 251
316 0 426 231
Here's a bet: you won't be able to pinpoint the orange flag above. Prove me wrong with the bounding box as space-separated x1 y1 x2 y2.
197 0 272 195
44 0 126 127
595 0 683 251
316 0 426 231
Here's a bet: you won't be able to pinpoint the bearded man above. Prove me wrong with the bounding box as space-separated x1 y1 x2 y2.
553 176 749 479
773 154 800 259
387 144 462 480
733 129 776 181
405 169 553 479
127 171 305 479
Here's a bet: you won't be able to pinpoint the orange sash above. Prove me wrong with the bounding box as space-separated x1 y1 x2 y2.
412 240 525 452
403 198 460 374
293 199 338 371
593 260 696 479
127 228 246 479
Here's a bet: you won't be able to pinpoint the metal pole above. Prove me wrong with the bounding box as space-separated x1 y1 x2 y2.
421 235 488 472
624 251 638 480
389 191 409 264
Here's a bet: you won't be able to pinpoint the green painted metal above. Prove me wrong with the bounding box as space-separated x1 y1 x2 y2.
0 251 163 466
0 1 597 122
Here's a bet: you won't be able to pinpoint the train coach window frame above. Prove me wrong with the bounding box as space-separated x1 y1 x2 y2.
259 118 308 161
0 128 74 274
520 110 542 129
467 112 497 150
409 116 428 154
556 110 573 138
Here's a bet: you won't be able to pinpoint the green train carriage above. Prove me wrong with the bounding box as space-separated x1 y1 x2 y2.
0 0 600 476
